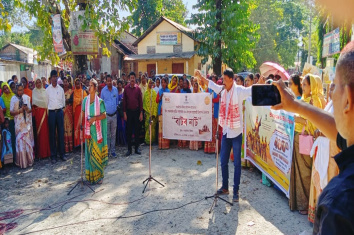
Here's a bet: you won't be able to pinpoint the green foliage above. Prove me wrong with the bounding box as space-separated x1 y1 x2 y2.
17 0 136 65
129 0 187 37
190 0 259 74
251 0 306 70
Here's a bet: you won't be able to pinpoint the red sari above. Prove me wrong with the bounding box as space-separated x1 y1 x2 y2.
33 106 51 158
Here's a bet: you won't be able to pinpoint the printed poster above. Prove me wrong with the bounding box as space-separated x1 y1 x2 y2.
71 30 99 55
244 98 295 197
52 14 64 53
157 32 182 45
163 93 212 141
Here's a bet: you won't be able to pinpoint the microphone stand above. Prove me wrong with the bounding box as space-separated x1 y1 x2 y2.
142 87 165 193
68 88 95 195
205 86 233 213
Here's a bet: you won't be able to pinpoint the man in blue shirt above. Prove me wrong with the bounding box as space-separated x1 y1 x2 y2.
100 75 119 158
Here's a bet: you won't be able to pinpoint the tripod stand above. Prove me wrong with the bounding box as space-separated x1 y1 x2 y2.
142 88 165 193
205 87 233 213
68 89 95 195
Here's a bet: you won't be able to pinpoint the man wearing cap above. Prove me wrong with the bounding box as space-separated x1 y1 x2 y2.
46 70 66 163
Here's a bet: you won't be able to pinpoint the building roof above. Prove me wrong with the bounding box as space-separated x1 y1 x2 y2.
132 16 196 47
114 40 137 55
2 43 37 55
124 51 196 61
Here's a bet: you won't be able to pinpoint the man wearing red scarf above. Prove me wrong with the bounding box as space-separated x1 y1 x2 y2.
198 69 252 202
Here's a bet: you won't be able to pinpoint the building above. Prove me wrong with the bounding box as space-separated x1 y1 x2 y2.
89 32 138 77
125 16 210 76
0 43 52 81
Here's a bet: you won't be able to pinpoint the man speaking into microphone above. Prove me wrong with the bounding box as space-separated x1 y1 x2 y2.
197 68 252 202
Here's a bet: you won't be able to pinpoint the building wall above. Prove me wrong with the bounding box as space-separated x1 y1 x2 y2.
138 20 195 54
0 62 20 82
0 46 28 62
34 64 52 79
123 61 138 77
138 56 199 75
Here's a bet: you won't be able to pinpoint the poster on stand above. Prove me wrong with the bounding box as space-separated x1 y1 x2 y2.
244 98 295 197
162 93 212 141
52 14 64 53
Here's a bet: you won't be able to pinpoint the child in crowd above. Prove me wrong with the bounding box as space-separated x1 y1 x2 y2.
1 118 13 171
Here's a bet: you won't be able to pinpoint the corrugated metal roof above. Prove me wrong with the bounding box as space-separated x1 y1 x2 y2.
6 43 37 55
124 51 195 61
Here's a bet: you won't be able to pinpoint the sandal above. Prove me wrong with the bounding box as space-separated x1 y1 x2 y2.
298 210 308 215
97 180 103 185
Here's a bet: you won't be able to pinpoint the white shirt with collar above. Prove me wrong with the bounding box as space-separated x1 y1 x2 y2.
208 81 252 138
46 84 65 110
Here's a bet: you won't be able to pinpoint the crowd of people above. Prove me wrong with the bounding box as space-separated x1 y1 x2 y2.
0 45 352 232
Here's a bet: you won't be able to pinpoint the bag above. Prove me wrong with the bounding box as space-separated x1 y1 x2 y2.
299 126 314 155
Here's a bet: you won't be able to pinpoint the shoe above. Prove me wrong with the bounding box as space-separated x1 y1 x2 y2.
111 152 117 158
233 192 239 202
135 149 141 155
216 187 229 195
125 150 132 157
51 157 57 164
60 155 67 161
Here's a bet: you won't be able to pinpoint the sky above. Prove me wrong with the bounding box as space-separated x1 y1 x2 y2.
12 0 199 32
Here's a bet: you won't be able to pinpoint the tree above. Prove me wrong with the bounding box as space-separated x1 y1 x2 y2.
17 0 136 75
190 0 259 75
250 0 306 70
129 0 187 37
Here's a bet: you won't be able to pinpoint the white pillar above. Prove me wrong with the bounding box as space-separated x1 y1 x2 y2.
156 61 158 74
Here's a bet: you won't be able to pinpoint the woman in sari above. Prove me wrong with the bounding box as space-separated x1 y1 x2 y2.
21 77 32 103
204 76 219 153
314 75 326 109
156 78 170 149
168 75 179 93
82 79 108 184
189 82 202 151
289 74 322 215
308 82 339 222
63 77 74 153
116 80 126 146
71 78 87 148
10 83 34 168
2 82 16 159
32 78 50 159
143 79 158 144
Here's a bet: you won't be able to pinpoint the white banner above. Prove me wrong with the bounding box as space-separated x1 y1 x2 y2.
162 93 212 141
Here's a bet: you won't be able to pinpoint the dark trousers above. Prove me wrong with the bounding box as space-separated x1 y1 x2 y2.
48 109 65 158
220 133 243 195
9 120 16 160
126 109 140 151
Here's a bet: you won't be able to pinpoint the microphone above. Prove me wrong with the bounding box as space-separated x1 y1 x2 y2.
217 85 225 95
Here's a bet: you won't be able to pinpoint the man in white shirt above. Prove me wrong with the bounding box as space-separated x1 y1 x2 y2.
46 70 66 163
199 68 252 202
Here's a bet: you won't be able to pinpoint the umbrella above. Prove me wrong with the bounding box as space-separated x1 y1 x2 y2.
259 62 290 81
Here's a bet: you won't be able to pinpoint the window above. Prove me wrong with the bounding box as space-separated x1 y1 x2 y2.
173 45 182 53
147 46 156 54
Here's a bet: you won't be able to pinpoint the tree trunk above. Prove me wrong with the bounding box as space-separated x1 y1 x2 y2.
72 55 88 76
213 0 222 75
71 1 88 76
